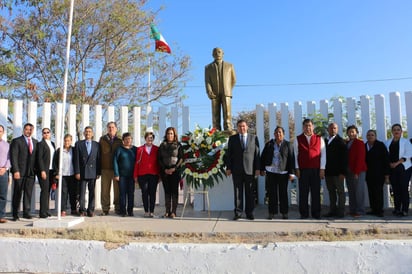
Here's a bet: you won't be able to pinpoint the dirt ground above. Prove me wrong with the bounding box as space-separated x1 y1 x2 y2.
1 226 412 250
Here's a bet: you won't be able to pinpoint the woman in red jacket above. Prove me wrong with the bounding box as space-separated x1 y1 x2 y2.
346 125 367 217
134 131 160 217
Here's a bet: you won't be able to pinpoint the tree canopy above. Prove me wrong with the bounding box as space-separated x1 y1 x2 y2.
0 0 190 108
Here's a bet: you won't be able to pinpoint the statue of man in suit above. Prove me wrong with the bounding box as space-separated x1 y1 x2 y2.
205 47 236 132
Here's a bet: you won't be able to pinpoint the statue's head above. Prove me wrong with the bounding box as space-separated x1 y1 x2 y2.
212 47 224 61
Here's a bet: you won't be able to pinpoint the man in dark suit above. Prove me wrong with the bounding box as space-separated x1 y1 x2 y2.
74 126 101 217
324 122 348 218
10 123 38 220
36 128 55 218
225 119 261 220
260 126 295 220
205 47 236 132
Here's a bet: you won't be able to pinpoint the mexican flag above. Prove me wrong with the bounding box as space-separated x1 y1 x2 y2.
150 24 171 54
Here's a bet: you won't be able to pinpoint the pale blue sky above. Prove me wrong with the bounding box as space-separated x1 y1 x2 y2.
147 1 412 127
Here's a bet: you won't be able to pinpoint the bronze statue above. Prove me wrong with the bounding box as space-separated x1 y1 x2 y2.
205 48 236 132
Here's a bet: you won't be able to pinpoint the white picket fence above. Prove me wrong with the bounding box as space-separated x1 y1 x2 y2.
1 90 411 212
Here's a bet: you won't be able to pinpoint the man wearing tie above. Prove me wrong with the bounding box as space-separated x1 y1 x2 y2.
74 126 101 217
10 123 38 220
225 120 261 220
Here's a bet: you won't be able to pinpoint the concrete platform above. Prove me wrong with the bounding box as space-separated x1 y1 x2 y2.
1 204 411 235
32 216 85 228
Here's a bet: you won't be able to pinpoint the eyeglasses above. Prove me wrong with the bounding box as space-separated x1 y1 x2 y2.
42 131 50 134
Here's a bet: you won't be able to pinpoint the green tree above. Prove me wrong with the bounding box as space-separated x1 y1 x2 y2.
0 0 190 108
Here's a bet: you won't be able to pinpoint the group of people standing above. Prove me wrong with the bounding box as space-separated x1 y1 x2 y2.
225 119 412 221
0 119 410 223
0 121 185 223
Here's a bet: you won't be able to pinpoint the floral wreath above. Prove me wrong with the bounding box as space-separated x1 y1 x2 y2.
180 125 228 190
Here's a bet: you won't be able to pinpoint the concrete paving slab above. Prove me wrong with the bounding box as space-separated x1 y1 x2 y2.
32 216 85 228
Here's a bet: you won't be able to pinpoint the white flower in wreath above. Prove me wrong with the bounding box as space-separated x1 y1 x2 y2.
205 136 212 145
215 140 222 147
193 172 199 179
194 135 204 145
184 168 192 175
212 167 218 174
202 173 209 179
208 171 213 176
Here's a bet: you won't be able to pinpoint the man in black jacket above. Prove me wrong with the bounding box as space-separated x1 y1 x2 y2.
324 122 348 218
36 128 55 218
10 123 38 220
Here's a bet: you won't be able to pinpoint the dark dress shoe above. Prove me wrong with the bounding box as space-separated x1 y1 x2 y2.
128 212 134 217
39 215 48 219
12 215 19 221
87 212 95 217
282 214 288 220
23 214 33 219
267 214 274 220
246 214 255 220
233 215 241 220
47 212 52 217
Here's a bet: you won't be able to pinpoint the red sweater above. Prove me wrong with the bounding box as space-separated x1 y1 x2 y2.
133 145 160 178
348 138 367 175
297 134 321 169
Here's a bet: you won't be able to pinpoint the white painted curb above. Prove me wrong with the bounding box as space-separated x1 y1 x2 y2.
1 238 412 273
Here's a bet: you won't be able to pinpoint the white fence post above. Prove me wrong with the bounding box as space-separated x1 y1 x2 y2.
107 106 115 125
13 100 23 138
281 103 289 140
294 102 302 138
81 104 90 139
375 94 387 141
42 102 51 130
333 98 343 136
389 92 402 125
120 106 128 135
307 101 316 118
55 103 63 149
268 103 277 138
405 91 412 134
94 105 102 141
346 97 356 126
171 106 178 130
182 106 190 135
133 106 141 146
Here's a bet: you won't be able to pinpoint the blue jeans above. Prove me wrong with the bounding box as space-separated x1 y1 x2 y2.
0 172 8 218
119 176 135 215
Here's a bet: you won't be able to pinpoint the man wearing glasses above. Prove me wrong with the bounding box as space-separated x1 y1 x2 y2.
36 128 55 218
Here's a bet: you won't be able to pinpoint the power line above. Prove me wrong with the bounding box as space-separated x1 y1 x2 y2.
185 76 412 88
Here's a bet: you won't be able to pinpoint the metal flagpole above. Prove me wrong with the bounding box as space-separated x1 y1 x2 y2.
146 57 153 128
57 0 75 220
